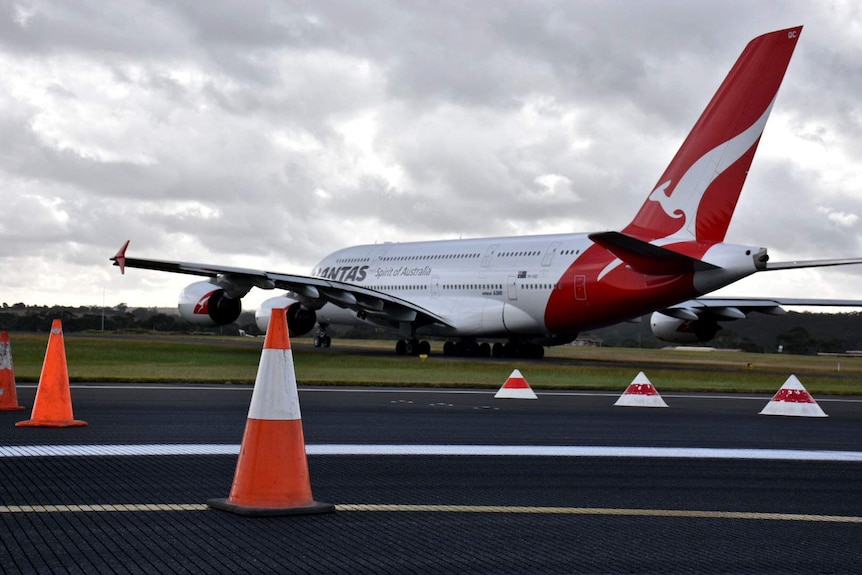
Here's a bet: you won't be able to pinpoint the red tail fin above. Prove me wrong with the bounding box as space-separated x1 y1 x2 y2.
624 26 802 243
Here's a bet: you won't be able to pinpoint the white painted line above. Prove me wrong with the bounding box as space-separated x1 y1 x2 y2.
16 384 859 403
0 445 240 457
309 445 862 461
0 444 860 461
16 384 253 391
14 384 861 403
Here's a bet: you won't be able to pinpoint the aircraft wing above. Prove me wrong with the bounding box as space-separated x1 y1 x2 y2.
658 297 862 321
111 242 454 329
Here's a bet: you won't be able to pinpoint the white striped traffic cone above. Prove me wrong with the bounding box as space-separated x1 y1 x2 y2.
759 375 827 417
0 331 25 411
494 369 538 399
614 372 668 408
208 307 334 516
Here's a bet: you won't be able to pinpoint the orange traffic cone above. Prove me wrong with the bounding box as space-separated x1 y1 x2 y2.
208 307 334 516
16 320 87 427
0 332 25 411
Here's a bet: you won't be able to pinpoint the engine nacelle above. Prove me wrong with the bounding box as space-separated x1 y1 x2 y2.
178 281 242 326
255 295 317 336
650 312 720 344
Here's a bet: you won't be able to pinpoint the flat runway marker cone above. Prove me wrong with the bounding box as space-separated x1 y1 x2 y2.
208 307 334 516
614 372 668 408
494 369 538 399
760 375 827 417
0 331 25 411
17 320 87 427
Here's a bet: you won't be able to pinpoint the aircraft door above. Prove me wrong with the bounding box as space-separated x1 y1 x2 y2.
542 241 561 266
507 277 518 301
574 275 587 301
482 244 499 268
369 247 389 265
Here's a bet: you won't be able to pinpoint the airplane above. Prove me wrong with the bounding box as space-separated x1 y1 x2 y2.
111 25 862 359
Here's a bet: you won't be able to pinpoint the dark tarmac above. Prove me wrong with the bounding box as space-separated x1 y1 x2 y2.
1 384 861 574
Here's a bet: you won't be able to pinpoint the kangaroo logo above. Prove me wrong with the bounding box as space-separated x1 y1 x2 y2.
647 181 683 219
600 100 777 282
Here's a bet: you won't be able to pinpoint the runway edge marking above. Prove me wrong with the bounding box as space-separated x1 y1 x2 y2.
2 444 862 461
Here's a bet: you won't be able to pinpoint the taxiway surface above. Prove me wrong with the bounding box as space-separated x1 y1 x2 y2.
1 384 861 573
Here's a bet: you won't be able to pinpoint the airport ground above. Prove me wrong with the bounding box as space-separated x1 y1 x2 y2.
1 382 861 574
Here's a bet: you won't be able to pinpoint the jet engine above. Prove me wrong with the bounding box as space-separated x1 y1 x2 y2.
178 281 242 326
649 312 721 344
255 295 317 336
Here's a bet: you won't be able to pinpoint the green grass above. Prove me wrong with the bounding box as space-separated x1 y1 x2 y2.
5 331 862 395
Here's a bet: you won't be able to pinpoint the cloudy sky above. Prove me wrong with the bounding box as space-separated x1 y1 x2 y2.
1 0 861 311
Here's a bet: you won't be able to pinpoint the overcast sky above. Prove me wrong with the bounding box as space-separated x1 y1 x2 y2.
1 0 861 311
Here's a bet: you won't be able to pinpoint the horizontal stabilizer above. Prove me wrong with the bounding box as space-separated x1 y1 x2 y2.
765 258 862 271
589 232 720 276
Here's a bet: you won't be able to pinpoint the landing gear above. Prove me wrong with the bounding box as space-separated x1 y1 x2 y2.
515 341 544 359
441 339 490 358
395 338 431 356
313 324 331 348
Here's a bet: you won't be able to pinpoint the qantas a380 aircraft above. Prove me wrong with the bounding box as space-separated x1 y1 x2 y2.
112 26 862 359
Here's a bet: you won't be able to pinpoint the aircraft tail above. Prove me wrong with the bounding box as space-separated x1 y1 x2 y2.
624 26 802 243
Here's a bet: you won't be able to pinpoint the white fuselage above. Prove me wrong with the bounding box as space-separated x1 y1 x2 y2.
311 233 591 339
302 229 763 343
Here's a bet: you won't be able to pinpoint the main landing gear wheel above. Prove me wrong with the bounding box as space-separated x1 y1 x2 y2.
509 341 543 359
396 339 431 356
313 335 331 348
445 339 544 359
442 339 491 358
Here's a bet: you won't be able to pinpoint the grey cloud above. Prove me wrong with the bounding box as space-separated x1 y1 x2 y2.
2 0 861 306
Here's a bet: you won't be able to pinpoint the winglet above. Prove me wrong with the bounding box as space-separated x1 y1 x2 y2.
111 240 130 275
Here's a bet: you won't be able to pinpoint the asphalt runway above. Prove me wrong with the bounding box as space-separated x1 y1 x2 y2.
1 384 861 574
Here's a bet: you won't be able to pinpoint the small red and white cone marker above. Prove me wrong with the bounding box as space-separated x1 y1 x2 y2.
759 375 827 417
494 369 538 399
614 372 668 408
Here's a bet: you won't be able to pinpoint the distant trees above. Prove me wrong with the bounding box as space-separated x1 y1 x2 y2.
776 326 816 355
0 305 261 336
585 311 862 355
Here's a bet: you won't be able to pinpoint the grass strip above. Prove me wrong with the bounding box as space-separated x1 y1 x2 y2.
3 332 861 394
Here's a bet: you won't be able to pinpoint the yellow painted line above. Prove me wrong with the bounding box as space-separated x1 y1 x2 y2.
0 504 209 513
1 503 860 523
338 504 862 522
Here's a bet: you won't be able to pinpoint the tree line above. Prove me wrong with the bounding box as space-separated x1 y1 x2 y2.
586 311 862 354
2 303 860 355
0 304 259 336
